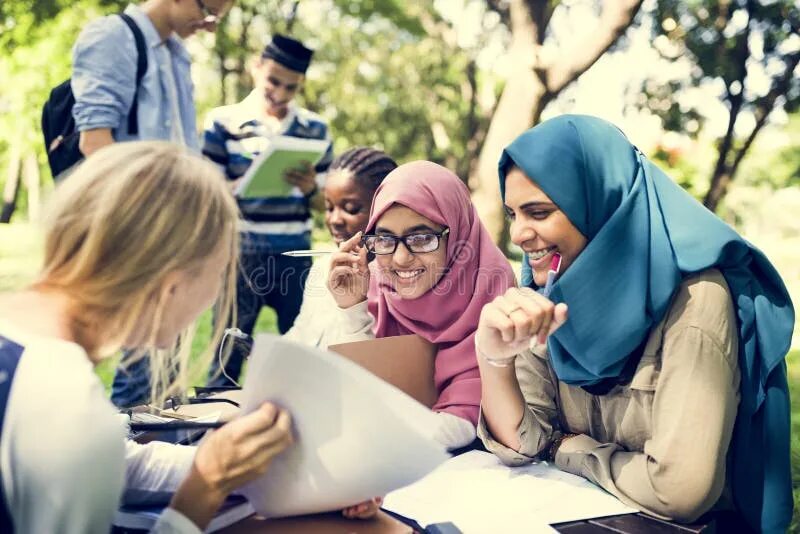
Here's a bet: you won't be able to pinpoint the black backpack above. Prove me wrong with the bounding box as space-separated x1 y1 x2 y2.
41 13 148 179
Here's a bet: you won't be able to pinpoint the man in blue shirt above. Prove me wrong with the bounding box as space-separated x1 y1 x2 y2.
203 35 333 386
72 0 233 156
71 0 233 407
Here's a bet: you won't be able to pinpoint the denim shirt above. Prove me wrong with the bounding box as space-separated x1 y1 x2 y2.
71 4 199 151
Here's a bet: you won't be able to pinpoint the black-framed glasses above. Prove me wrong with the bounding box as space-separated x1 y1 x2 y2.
361 228 450 255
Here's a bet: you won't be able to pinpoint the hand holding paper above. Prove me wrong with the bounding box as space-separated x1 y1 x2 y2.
238 335 449 518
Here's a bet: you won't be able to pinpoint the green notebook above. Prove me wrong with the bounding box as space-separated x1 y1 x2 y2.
235 135 330 199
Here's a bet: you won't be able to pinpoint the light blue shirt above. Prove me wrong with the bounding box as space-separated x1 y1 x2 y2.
71 4 199 151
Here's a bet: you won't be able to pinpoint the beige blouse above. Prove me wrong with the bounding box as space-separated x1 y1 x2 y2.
478 269 741 523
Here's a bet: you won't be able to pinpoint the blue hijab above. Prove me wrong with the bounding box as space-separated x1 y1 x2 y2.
499 115 794 533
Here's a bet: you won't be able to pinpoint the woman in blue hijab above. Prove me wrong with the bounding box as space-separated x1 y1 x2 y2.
475 115 793 533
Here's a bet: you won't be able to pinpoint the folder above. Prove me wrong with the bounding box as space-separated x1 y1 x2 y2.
234 135 330 198
328 334 438 408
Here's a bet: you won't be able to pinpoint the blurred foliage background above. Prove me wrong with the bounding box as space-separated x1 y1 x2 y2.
1 1 798 528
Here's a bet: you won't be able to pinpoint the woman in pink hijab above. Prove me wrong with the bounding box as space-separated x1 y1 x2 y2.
328 161 516 449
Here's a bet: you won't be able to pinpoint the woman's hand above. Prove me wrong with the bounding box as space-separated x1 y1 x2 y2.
170 403 293 529
476 287 568 363
193 403 292 496
342 497 383 519
328 232 370 309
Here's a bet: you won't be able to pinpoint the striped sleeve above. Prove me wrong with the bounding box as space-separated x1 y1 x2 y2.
201 116 232 178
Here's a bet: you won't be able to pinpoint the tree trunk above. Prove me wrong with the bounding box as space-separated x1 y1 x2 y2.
23 153 41 222
470 0 643 245
469 0 541 242
704 167 732 213
1 142 22 224
702 47 799 212
469 58 545 241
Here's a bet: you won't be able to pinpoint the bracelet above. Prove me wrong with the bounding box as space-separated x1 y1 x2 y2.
478 349 516 368
303 184 319 199
546 432 576 462
475 333 517 368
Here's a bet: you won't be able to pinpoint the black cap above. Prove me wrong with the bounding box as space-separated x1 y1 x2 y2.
261 34 313 74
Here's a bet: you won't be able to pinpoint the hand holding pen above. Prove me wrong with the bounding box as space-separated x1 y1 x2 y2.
327 231 371 309
476 253 568 365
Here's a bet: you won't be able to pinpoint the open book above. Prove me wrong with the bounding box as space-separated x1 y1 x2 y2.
383 450 638 532
234 135 330 199
113 495 254 532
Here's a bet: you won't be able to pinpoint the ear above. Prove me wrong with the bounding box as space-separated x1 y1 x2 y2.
249 56 266 78
158 270 185 302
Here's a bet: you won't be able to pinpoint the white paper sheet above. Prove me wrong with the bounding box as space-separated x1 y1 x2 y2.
383 450 638 533
239 335 449 518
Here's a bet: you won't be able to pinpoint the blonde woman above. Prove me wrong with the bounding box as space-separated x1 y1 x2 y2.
0 142 292 533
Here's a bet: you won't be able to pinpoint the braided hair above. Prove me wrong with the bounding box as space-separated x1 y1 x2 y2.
328 147 398 196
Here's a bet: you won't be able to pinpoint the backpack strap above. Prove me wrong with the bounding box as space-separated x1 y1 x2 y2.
0 336 25 533
118 13 148 136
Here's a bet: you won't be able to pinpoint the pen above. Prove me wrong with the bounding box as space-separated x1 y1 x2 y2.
129 421 226 432
542 253 562 298
281 250 334 257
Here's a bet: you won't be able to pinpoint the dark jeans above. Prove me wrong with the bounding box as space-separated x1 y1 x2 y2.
111 351 156 408
207 243 311 387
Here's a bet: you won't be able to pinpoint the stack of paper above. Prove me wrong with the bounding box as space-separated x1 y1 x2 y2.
383 450 638 533
239 335 449 518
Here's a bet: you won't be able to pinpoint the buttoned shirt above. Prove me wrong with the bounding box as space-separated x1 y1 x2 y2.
479 270 741 523
71 4 199 151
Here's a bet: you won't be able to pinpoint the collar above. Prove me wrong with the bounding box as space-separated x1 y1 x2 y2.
237 90 308 130
124 3 191 63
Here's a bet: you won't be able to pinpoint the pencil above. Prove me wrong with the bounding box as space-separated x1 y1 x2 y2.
281 250 334 257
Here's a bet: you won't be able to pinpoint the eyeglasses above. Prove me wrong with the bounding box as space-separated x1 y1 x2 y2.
195 0 222 23
361 228 450 255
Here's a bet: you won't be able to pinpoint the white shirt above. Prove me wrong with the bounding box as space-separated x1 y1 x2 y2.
0 319 198 533
283 258 374 349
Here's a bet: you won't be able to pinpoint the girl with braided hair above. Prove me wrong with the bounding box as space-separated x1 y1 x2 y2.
283 147 397 349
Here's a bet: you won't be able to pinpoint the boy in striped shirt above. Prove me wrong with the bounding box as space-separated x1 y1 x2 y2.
202 35 333 385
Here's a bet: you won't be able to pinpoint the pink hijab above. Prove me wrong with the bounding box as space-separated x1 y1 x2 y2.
366 161 516 425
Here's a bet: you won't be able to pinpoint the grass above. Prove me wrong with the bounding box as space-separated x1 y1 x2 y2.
1 221 798 529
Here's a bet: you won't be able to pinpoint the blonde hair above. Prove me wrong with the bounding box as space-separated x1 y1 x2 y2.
37 141 239 405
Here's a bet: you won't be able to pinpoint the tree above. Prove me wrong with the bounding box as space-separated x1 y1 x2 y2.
0 1 118 221
317 0 497 178
645 0 800 212
469 0 644 245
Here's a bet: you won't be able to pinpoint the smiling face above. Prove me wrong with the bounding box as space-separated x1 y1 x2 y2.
324 170 373 245
504 167 587 287
251 59 304 119
373 205 448 300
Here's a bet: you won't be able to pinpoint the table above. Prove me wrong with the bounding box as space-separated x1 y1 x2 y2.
129 405 725 534
553 513 716 533
221 511 413 533
212 510 720 533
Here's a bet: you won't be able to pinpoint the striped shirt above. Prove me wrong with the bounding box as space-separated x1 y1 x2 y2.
202 91 333 251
